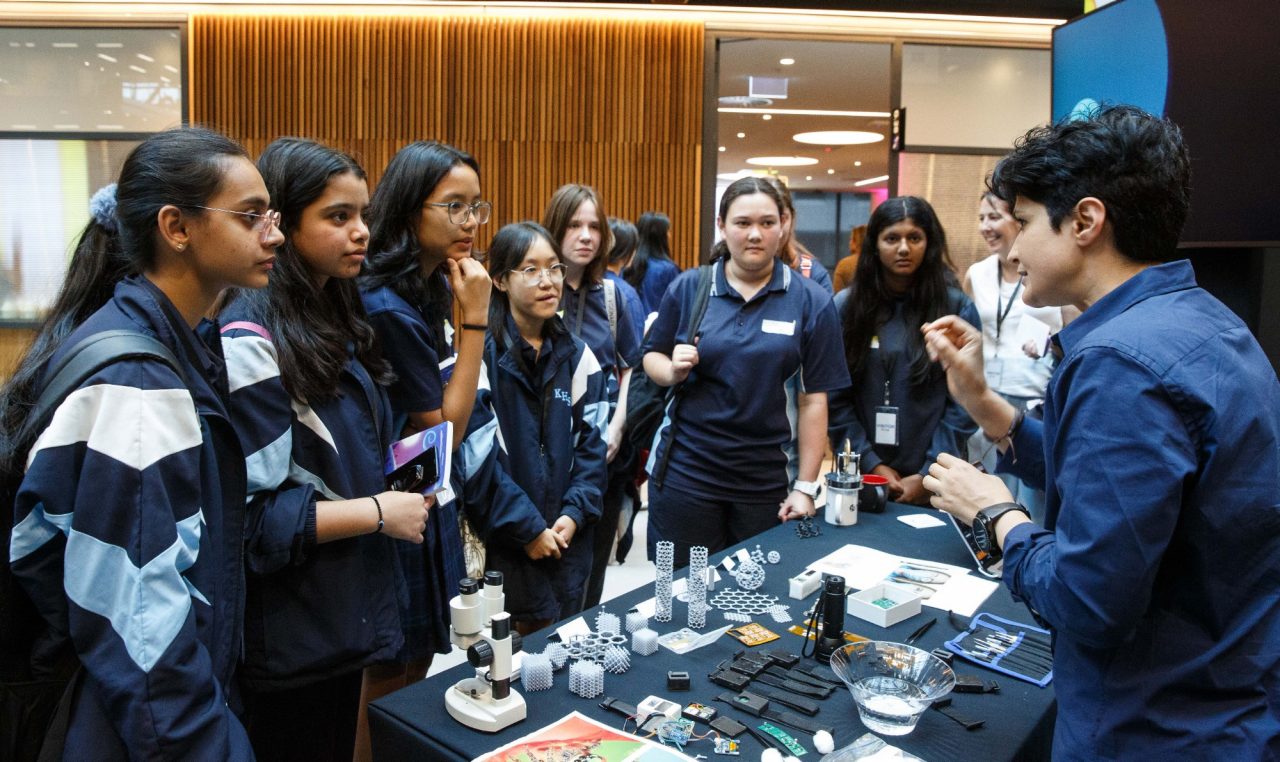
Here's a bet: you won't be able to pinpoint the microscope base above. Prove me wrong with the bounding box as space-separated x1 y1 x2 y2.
445 677 527 732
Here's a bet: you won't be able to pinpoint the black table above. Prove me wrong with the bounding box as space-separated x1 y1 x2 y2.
370 503 1055 760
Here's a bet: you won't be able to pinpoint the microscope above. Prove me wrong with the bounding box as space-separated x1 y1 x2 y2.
445 574 527 732
824 439 862 526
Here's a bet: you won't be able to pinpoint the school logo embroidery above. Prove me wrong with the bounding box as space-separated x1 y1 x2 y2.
553 388 572 406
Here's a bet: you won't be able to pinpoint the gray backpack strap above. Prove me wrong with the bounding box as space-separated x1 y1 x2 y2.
604 279 618 343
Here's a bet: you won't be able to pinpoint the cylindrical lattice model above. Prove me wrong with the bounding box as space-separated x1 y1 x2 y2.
655 541 675 623
687 545 709 629
595 611 621 636
625 611 649 633
602 645 631 674
544 642 569 669
522 653 553 692
632 628 660 656
568 660 605 698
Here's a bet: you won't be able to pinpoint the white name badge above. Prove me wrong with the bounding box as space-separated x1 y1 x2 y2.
761 319 796 336
874 405 900 446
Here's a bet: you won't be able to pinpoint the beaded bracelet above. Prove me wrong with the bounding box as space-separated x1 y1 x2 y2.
372 495 384 533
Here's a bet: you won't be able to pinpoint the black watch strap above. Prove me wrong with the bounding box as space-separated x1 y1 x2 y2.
741 682 821 716
932 699 985 730
765 666 837 694
753 671 831 700
716 691 834 737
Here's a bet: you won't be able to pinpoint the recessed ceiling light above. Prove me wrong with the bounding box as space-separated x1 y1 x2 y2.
805 176 812 181
854 174 890 187
779 58 795 66
737 132 746 139
854 161 863 167
793 131 884 146
746 156 819 167
762 114 772 121
827 169 836 175
718 146 726 152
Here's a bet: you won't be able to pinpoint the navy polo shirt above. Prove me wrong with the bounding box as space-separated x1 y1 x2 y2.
561 279 642 405
643 259 849 502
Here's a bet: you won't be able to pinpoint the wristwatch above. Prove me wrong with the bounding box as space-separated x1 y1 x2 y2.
972 502 1030 560
792 480 822 500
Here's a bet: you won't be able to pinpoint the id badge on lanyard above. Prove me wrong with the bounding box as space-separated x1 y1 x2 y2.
874 337 899 446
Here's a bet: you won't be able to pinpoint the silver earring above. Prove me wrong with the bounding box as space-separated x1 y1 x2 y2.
176 243 185 251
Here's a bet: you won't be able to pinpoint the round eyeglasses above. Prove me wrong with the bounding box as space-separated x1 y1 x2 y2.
510 263 568 286
187 205 282 244
425 200 492 226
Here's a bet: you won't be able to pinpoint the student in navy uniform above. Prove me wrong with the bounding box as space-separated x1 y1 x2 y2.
542 185 641 610
357 141 492 755
4 127 282 760
830 196 978 506
642 177 849 567
767 176 834 295
468 222 608 633
624 211 681 316
605 217 648 338
219 138 430 762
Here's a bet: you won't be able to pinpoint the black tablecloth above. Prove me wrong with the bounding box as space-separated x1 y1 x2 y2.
370 503 1055 760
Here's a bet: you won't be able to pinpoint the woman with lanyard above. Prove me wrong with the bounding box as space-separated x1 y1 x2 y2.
829 196 978 505
642 176 849 567
542 184 641 609
965 191 1064 520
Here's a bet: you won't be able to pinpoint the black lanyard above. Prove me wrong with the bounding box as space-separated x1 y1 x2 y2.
994 265 1024 344
571 284 588 337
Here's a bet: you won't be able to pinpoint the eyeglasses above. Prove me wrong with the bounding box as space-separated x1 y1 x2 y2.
510 263 568 286
425 200 492 226
187 206 282 244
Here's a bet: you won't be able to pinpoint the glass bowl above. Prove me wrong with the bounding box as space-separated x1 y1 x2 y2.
829 640 956 735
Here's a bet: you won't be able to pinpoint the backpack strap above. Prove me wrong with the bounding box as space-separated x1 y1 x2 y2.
24 330 185 445
685 264 714 339
649 264 715 489
799 253 813 279
603 279 618 344
220 320 274 341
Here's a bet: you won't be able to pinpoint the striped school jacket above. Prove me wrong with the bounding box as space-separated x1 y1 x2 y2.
220 299 403 691
9 276 253 760
462 315 608 622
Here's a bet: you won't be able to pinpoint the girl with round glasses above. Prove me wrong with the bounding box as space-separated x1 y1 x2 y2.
218 138 430 761
470 221 608 633
2 127 280 759
542 185 642 610
830 196 978 506
642 177 849 567
357 141 491 746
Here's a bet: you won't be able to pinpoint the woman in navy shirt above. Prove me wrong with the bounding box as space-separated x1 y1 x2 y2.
542 185 641 609
830 196 977 505
220 138 429 762
642 177 849 566
625 211 681 316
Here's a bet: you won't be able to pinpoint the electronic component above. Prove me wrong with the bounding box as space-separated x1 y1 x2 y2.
715 691 834 736
713 737 742 755
709 668 751 692
667 670 691 691
953 674 1001 694
765 649 801 669
788 569 823 600
638 695 682 721
710 715 747 738
682 702 718 723
727 624 780 647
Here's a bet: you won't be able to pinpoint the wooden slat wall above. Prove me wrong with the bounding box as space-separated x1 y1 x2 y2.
190 14 705 269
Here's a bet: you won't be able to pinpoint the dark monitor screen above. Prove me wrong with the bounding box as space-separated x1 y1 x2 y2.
1053 0 1280 246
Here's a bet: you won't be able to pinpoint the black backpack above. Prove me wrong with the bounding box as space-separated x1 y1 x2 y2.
624 265 713 486
1 330 183 762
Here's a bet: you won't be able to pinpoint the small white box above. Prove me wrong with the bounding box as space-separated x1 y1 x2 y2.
789 568 823 600
847 583 923 627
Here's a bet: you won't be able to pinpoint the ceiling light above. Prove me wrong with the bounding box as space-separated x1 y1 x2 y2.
854 174 890 187
128 65 146 74
737 132 746 139
793 130 884 145
718 146 726 152
762 114 772 121
854 161 863 167
97 53 117 63
827 169 835 175
719 107 892 118
805 176 812 181
746 156 818 167
779 58 795 66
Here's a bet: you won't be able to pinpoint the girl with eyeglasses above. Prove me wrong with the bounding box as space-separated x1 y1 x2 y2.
356 141 492 753
217 138 430 762
2 127 280 759
642 177 849 568
542 185 642 610
466 222 607 634
830 196 978 505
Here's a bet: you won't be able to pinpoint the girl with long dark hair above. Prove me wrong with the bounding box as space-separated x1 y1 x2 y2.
472 222 608 633
831 196 978 505
357 141 492 749
219 138 429 761
642 177 849 566
624 211 681 315
4 127 281 759
542 185 641 609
